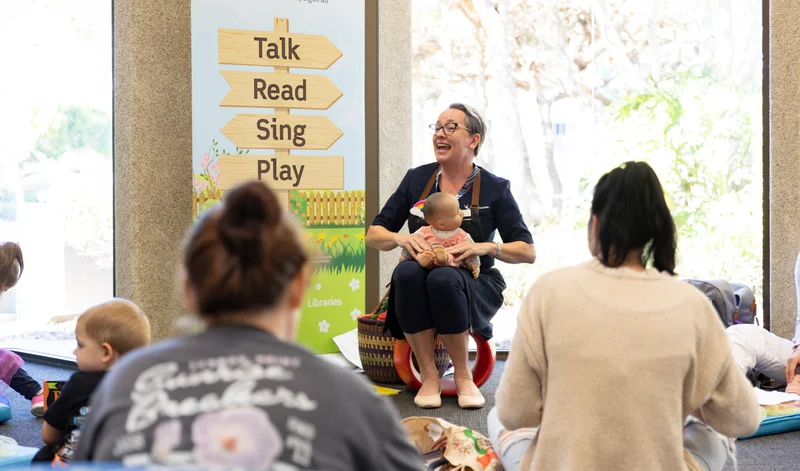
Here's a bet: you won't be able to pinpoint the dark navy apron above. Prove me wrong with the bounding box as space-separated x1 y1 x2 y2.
385 166 506 340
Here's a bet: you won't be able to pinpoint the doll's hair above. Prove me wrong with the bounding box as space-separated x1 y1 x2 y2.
0 242 23 294
423 192 459 221
182 181 308 317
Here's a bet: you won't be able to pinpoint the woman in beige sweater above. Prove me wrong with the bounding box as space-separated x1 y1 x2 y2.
490 161 761 471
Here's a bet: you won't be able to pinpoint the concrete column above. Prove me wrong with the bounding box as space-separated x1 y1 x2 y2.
114 0 192 341
377 0 413 295
769 0 800 339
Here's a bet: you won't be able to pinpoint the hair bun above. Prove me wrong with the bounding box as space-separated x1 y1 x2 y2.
217 182 283 261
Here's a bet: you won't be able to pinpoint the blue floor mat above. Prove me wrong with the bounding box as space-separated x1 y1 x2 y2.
0 395 11 423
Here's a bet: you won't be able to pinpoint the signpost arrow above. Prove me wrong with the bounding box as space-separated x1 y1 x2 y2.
218 28 343 69
221 114 343 150
218 155 344 191
219 71 343 110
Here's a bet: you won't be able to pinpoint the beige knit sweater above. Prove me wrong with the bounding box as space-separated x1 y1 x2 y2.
495 260 762 470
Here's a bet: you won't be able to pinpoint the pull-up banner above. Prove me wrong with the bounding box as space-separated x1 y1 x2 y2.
191 0 366 353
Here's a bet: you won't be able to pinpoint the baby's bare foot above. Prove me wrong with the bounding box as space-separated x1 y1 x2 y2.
433 245 449 265
417 251 435 268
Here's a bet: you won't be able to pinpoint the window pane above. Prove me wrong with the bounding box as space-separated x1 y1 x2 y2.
0 1 113 358
413 0 763 349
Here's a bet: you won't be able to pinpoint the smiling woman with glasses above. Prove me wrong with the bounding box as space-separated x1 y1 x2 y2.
428 122 474 135
366 103 536 410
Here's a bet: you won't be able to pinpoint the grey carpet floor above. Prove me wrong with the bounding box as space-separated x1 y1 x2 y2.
3 360 799 470
384 361 800 471
0 359 76 449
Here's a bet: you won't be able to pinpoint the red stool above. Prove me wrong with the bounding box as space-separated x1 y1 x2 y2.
393 332 496 396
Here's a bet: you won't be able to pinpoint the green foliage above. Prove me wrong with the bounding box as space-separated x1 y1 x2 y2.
321 244 366 275
0 189 15 221
34 105 111 160
499 71 763 311
611 72 757 240
359 206 366 226
210 138 250 159
290 190 309 224
306 229 366 274
377 294 389 314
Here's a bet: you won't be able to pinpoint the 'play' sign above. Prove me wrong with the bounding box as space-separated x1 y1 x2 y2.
218 155 344 190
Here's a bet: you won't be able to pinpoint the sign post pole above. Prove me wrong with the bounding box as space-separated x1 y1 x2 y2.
272 18 291 207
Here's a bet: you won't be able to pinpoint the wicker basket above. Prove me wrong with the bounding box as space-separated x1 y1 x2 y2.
357 289 451 384
357 316 450 384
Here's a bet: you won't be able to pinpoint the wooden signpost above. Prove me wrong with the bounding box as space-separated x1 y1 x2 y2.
198 6 365 354
218 28 342 69
219 156 344 191
217 18 345 203
220 114 342 150
219 71 342 109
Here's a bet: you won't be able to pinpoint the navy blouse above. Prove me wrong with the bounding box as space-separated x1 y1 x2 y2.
371 162 534 269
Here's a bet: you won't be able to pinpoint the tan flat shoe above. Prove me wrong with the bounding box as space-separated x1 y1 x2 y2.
457 392 486 409
414 389 442 409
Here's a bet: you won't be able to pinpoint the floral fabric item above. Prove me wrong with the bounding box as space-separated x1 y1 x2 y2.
402 416 502 471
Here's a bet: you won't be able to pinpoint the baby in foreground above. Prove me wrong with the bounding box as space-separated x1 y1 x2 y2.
34 299 150 465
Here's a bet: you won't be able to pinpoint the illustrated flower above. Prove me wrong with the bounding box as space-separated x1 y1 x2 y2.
192 407 283 469
318 233 326 240
193 176 208 194
349 278 360 291
326 242 331 247
358 233 365 241
316 283 322 291
331 236 339 243
318 320 330 333
316 240 322 245
350 308 362 321
201 153 212 168
208 161 219 174
152 420 182 463
343 234 349 238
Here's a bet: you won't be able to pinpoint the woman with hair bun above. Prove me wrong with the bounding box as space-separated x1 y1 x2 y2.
73 181 424 470
489 162 761 471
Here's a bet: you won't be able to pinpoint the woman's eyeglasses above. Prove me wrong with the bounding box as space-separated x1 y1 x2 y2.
429 123 473 135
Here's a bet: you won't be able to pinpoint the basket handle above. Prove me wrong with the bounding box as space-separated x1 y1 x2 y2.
371 288 391 316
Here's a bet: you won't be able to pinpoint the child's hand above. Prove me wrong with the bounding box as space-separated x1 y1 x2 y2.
470 264 480 279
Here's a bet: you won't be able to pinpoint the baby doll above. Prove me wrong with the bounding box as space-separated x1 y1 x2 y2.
400 192 481 279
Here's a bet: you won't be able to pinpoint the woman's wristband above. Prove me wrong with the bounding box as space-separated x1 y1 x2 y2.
494 241 503 259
